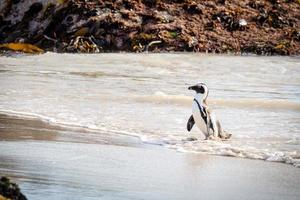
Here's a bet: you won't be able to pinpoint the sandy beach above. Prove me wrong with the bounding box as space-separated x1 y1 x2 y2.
0 114 299 200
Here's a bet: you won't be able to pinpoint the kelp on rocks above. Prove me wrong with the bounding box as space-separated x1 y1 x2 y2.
0 0 299 55
0 43 44 53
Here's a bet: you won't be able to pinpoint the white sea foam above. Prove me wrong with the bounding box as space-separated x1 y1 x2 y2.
172 140 300 167
1 106 299 167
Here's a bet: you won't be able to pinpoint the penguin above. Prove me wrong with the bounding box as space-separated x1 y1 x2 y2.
187 83 231 140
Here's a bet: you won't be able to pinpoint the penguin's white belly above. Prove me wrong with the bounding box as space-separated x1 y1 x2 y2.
192 102 208 137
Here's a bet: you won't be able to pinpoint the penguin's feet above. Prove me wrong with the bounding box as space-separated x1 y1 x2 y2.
220 131 232 140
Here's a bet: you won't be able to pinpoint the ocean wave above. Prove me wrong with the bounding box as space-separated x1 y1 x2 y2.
0 109 299 168
169 138 300 168
131 133 300 168
134 93 300 111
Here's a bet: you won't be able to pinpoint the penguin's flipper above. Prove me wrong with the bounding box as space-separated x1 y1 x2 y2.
187 115 195 132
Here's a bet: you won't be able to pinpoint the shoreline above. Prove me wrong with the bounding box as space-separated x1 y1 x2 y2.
2 47 300 58
1 113 300 199
1 50 300 58
0 113 143 147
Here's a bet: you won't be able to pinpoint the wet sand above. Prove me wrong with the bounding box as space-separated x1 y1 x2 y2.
0 114 300 200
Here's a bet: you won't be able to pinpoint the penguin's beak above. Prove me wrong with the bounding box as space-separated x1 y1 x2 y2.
188 85 196 90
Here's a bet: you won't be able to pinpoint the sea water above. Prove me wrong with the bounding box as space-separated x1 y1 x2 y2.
0 53 299 167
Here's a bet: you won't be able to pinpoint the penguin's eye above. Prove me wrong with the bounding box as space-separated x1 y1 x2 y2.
197 85 205 94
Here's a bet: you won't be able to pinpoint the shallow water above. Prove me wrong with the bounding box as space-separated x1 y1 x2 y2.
0 53 300 166
1 139 300 200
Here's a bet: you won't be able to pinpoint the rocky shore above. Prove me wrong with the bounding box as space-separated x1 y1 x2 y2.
0 0 299 55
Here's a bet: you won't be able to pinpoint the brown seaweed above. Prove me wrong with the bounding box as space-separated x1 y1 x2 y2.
0 0 299 55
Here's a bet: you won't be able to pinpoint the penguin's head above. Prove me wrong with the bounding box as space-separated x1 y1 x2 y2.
188 83 208 94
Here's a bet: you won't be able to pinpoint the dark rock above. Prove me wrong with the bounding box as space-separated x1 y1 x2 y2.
43 4 77 39
267 11 285 28
205 22 215 31
12 0 21 4
183 3 202 15
248 1 265 11
217 0 226 4
242 42 290 55
123 0 135 9
23 2 43 20
291 30 300 42
213 11 242 31
142 0 157 7
256 11 268 26
0 176 27 200
165 0 185 3
86 9 99 17
268 0 280 4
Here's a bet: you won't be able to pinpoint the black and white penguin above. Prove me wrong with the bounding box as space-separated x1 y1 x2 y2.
187 83 231 140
